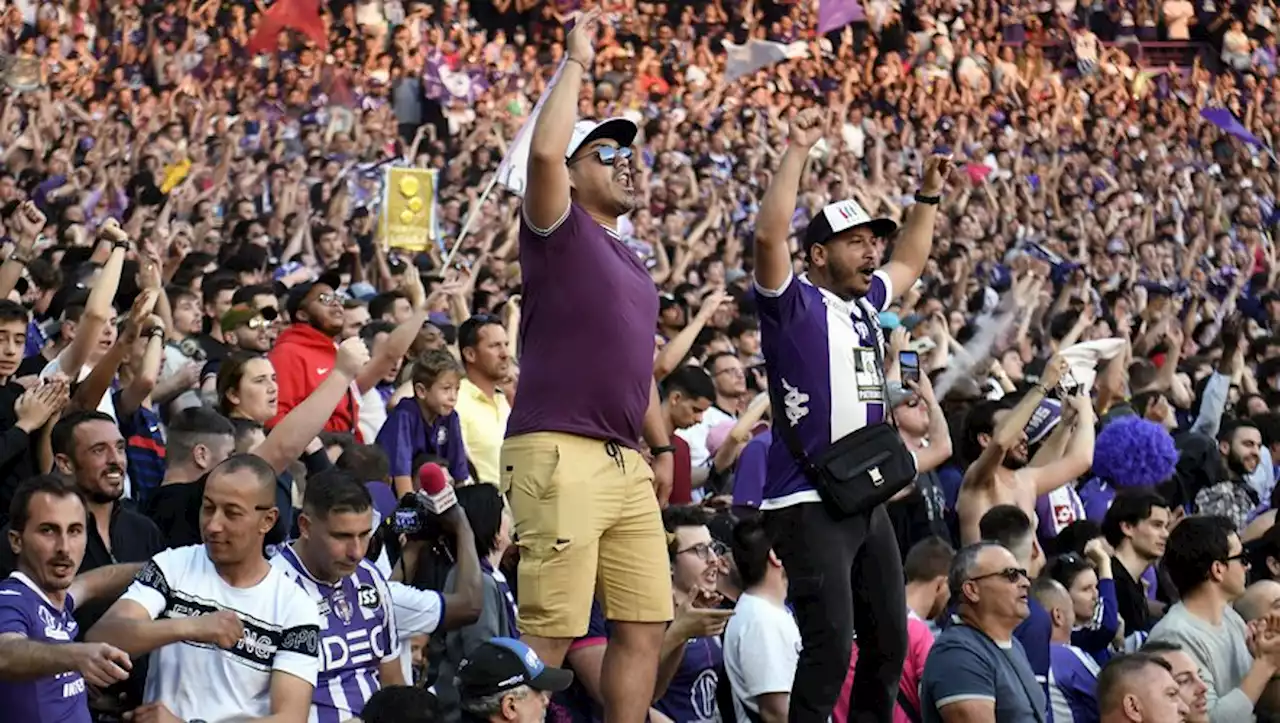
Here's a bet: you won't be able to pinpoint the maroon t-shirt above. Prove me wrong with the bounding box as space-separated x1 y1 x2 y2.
669 435 693 505
507 203 658 449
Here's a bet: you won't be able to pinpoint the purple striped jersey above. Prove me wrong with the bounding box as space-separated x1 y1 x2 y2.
0 573 90 723
756 271 893 509
271 545 401 723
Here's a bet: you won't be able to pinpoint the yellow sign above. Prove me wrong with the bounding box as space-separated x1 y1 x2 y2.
380 167 438 252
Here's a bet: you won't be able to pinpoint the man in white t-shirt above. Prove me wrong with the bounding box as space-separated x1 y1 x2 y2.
676 352 746 497
724 517 799 723
86 455 321 722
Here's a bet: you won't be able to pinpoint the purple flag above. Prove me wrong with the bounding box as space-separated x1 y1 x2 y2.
818 0 864 34
1200 107 1266 147
423 52 490 104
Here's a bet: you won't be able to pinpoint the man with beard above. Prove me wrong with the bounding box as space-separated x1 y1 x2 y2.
1194 420 1265 531
1103 489 1172 634
750 106 949 723
269 281 361 438
0 476 145 723
499 8 676 721
957 370 1096 546
455 314 512 485
1143 641 1210 723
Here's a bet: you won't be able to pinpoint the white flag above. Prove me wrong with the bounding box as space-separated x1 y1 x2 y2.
722 39 808 83
495 57 568 198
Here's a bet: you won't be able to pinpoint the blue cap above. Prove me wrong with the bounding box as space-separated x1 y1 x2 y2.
457 637 574 699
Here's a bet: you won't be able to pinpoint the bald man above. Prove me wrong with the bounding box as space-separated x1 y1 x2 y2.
1097 653 1189 722
88 455 321 722
1235 580 1280 624
1034 577 1100 723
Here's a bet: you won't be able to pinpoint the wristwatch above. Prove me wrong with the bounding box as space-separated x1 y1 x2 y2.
650 445 676 456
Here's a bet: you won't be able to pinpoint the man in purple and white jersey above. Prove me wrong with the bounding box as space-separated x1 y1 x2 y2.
751 107 950 723
0 476 141 723
273 468 485 721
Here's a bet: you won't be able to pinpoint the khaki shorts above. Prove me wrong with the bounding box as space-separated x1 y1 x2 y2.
501 432 674 638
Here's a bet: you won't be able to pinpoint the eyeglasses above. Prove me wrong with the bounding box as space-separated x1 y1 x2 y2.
1223 551 1251 567
571 145 633 167
244 316 276 331
967 567 1029 585
315 292 344 307
676 541 727 561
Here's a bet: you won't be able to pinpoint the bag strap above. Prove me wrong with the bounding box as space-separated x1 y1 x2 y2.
897 688 923 723
857 296 899 431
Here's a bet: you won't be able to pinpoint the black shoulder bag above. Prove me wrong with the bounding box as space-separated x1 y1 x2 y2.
774 297 918 519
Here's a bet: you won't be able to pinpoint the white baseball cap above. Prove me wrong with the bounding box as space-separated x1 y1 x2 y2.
803 199 898 249
565 117 639 160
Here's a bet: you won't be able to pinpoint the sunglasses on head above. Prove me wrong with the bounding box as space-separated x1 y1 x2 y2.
571 145 633 166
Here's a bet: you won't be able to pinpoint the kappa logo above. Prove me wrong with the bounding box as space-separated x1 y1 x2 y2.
781 378 810 426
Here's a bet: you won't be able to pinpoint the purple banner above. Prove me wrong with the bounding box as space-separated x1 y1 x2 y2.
423 52 490 104
818 0 864 34
1200 107 1266 148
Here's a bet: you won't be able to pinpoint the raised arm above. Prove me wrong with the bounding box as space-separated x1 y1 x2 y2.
437 506 483 630
754 108 824 292
1025 393 1096 498
356 269 430 394
879 155 949 302
253 338 371 475
61 223 129 379
523 10 601 232
963 357 1067 490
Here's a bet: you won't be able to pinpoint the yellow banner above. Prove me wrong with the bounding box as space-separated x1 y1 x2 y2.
381 167 438 252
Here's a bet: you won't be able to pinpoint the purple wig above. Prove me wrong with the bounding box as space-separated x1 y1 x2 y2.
1092 415 1179 488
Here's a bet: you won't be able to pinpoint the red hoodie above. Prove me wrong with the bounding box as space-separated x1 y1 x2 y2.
267 324 361 440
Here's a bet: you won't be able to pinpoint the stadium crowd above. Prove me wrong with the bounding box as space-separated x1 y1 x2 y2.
1 0 1280 722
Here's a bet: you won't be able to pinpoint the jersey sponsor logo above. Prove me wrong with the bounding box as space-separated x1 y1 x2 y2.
781 378 810 426
320 622 388 670
357 584 381 609
852 347 884 402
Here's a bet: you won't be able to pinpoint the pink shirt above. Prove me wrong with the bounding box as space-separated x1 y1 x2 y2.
833 611 934 723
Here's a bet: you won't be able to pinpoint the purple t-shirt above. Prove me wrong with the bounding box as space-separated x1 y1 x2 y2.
731 431 771 510
0 572 91 723
375 398 469 483
654 635 723 723
1048 642 1099 723
507 203 659 449
757 272 891 506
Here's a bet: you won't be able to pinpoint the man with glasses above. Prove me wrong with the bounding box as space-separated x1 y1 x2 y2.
920 541 1046 723
269 281 361 438
655 506 734 723
1149 515 1280 720
501 8 676 722
676 352 748 501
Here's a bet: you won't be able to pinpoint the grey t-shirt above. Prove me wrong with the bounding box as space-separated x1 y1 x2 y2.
1149 602 1256 722
921 623 1048 723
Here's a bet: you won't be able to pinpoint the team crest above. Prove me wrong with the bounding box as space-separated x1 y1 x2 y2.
436 427 448 446
331 590 354 624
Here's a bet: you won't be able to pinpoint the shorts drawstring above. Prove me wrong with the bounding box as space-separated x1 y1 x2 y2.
604 440 626 474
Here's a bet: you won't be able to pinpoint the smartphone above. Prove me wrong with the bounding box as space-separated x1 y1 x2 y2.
900 351 920 385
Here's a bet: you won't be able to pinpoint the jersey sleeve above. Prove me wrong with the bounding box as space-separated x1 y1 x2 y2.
119 550 180 619
864 269 894 312
753 272 813 326
0 589 32 636
388 581 443 638
274 584 322 686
